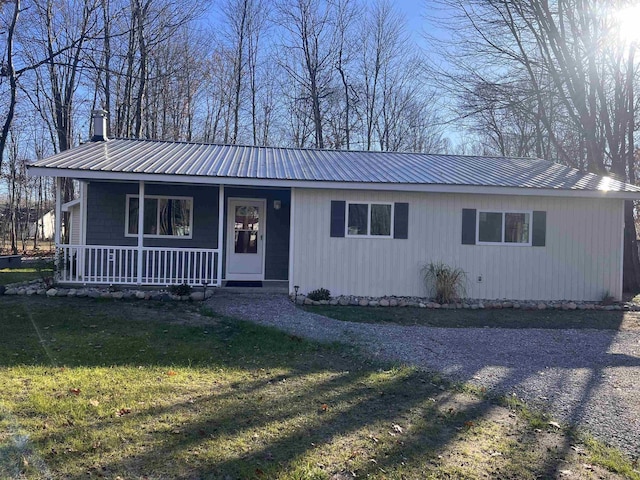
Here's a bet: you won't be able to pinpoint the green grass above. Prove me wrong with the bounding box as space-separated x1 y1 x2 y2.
0 296 637 479
0 267 52 285
302 305 632 330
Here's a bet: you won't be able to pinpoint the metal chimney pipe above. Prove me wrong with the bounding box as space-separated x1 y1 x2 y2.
91 109 108 142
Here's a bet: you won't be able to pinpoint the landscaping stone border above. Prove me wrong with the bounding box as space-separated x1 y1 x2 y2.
0 279 213 302
292 294 638 311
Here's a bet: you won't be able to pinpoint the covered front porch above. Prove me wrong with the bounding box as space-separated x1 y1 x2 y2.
53 178 291 288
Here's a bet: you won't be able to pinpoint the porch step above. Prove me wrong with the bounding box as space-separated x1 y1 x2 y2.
220 280 288 294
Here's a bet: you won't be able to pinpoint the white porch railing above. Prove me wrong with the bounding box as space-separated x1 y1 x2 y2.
56 245 221 287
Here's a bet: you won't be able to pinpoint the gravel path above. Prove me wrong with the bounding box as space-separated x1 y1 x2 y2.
207 292 640 458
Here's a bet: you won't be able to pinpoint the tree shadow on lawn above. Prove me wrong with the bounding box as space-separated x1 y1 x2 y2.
0 296 638 479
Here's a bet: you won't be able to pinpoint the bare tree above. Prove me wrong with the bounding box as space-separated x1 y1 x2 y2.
276 0 336 148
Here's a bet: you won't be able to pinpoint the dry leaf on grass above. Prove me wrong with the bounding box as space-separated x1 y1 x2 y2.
392 424 404 434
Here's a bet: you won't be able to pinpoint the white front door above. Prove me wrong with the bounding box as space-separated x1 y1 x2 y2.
226 198 266 280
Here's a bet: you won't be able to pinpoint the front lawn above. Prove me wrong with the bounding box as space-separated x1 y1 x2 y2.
0 261 53 285
302 305 639 330
0 296 636 479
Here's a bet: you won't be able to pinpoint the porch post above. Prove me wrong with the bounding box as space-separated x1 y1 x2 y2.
54 177 62 280
137 181 145 284
54 177 62 246
217 184 224 286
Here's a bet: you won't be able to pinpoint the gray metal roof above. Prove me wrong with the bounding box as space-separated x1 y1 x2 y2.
28 138 640 194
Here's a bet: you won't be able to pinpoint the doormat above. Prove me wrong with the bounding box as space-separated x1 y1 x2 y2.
225 281 263 288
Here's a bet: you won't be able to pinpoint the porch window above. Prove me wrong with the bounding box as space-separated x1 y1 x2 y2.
477 211 530 245
347 202 393 237
126 195 193 238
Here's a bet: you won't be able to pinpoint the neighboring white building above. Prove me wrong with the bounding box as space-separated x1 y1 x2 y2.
30 210 55 240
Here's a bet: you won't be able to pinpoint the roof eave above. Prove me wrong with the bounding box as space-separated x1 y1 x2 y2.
26 165 640 199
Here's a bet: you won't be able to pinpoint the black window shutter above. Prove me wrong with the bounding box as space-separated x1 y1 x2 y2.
393 203 409 239
461 209 476 245
330 201 346 237
532 211 546 246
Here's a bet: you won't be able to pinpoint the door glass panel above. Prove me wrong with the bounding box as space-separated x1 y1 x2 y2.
234 205 259 254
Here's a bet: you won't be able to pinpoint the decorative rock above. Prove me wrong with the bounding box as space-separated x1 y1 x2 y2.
295 295 306 305
189 292 205 301
470 304 478 310
513 303 521 309
77 290 88 298
319 300 329 305
56 289 69 297
46 288 57 297
477 302 485 309
389 299 398 307
67 289 77 297
26 289 36 296
399 300 408 307
418 303 426 308
17 289 26 295
433 303 441 309
350 298 359 306
537 303 547 310
304 297 314 305
379 299 390 307
5 288 18 295
88 291 101 298
368 300 379 307
329 299 339 306
111 292 124 300
502 302 512 309
339 298 350 306
204 290 214 299
135 291 146 300
100 292 112 299
358 298 369 307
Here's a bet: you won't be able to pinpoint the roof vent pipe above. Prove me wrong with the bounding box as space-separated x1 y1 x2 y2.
91 109 108 142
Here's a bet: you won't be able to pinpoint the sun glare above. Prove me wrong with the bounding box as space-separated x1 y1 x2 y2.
615 4 640 45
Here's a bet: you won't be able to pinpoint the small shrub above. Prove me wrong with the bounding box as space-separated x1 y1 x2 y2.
600 291 615 306
421 262 466 304
307 288 331 301
169 283 192 296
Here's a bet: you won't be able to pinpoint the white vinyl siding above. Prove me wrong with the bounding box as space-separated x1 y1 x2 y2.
291 189 624 301
69 204 81 245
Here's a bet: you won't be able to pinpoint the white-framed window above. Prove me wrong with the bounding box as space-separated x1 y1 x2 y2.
346 202 393 238
125 194 193 238
477 210 531 245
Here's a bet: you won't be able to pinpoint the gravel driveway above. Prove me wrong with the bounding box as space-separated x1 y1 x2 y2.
207 291 640 458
